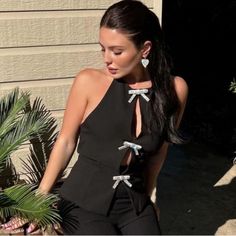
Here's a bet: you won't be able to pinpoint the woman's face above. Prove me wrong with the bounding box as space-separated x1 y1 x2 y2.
99 27 143 79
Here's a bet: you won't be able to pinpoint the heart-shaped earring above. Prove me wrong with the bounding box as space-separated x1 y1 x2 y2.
141 58 149 68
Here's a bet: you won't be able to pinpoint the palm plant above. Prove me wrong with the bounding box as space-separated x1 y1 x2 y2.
229 79 236 93
0 88 61 231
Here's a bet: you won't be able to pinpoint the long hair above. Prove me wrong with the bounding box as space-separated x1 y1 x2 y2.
100 0 183 144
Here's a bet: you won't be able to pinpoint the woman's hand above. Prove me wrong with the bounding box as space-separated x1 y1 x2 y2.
1 217 39 234
1 217 27 231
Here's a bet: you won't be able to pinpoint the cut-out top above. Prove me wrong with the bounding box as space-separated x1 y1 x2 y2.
77 78 163 170
60 78 164 216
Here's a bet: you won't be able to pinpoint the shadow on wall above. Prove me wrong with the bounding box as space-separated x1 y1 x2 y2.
157 144 236 235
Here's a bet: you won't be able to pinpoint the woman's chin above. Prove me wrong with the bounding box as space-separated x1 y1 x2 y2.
104 68 126 79
108 72 123 79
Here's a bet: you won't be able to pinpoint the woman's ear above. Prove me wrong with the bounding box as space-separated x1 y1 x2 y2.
142 41 152 58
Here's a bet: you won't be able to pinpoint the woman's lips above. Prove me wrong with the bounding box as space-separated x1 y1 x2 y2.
108 67 117 74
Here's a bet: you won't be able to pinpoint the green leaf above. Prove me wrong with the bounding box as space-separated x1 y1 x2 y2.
0 89 30 140
0 108 50 172
0 184 61 227
0 89 62 228
229 79 236 93
21 97 59 184
0 88 19 126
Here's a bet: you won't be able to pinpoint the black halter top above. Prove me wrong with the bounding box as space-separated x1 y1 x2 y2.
60 78 164 215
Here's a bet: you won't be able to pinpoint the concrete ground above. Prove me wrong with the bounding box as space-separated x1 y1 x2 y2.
157 143 236 235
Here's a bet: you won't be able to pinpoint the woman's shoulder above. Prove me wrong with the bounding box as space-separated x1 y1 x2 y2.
72 68 111 94
172 75 188 104
74 68 107 84
72 68 112 101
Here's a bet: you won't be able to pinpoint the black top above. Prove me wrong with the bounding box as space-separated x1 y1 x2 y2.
60 78 164 215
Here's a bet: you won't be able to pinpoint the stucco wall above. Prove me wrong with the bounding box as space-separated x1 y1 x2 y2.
0 0 162 178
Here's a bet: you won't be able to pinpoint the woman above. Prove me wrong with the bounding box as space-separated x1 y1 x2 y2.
2 0 188 234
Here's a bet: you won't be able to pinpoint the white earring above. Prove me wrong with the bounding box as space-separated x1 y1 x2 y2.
141 58 149 68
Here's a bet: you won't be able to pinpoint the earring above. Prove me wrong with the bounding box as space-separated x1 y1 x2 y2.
141 58 149 68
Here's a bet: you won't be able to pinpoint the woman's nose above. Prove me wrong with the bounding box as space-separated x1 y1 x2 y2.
104 51 112 65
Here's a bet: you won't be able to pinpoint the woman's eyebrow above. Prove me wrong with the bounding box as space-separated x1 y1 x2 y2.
99 42 124 49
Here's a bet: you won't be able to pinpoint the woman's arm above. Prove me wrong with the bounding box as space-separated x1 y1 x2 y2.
145 142 169 198
38 71 89 194
1 70 90 232
145 76 188 198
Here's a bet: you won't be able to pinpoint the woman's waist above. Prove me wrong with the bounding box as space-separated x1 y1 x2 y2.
67 156 145 191
78 134 160 157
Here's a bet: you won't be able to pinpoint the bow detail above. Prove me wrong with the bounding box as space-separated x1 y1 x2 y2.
112 175 132 189
128 89 150 103
118 141 142 155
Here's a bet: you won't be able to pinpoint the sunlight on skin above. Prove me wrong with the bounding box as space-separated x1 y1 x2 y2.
214 165 236 187
215 219 236 235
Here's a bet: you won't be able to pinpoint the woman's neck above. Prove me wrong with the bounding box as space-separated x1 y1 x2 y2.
123 68 152 89
124 66 150 85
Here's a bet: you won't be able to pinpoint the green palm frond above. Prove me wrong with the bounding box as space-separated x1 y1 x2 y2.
0 88 62 228
0 88 30 140
0 87 19 126
0 106 51 172
0 159 18 189
21 147 46 184
0 184 61 227
0 88 31 172
229 79 236 93
21 97 59 184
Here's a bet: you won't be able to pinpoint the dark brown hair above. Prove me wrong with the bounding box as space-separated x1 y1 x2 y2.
100 0 183 143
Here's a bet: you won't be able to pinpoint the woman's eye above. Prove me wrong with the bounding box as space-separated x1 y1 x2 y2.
113 51 122 55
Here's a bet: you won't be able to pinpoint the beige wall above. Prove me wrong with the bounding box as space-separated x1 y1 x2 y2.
0 0 162 178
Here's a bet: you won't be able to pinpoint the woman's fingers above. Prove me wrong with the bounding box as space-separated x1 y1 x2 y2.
1 217 28 230
0 227 24 235
26 222 38 234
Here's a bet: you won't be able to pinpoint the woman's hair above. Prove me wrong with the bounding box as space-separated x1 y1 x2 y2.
100 0 183 144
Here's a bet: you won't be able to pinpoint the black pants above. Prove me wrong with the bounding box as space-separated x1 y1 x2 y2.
59 183 161 235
